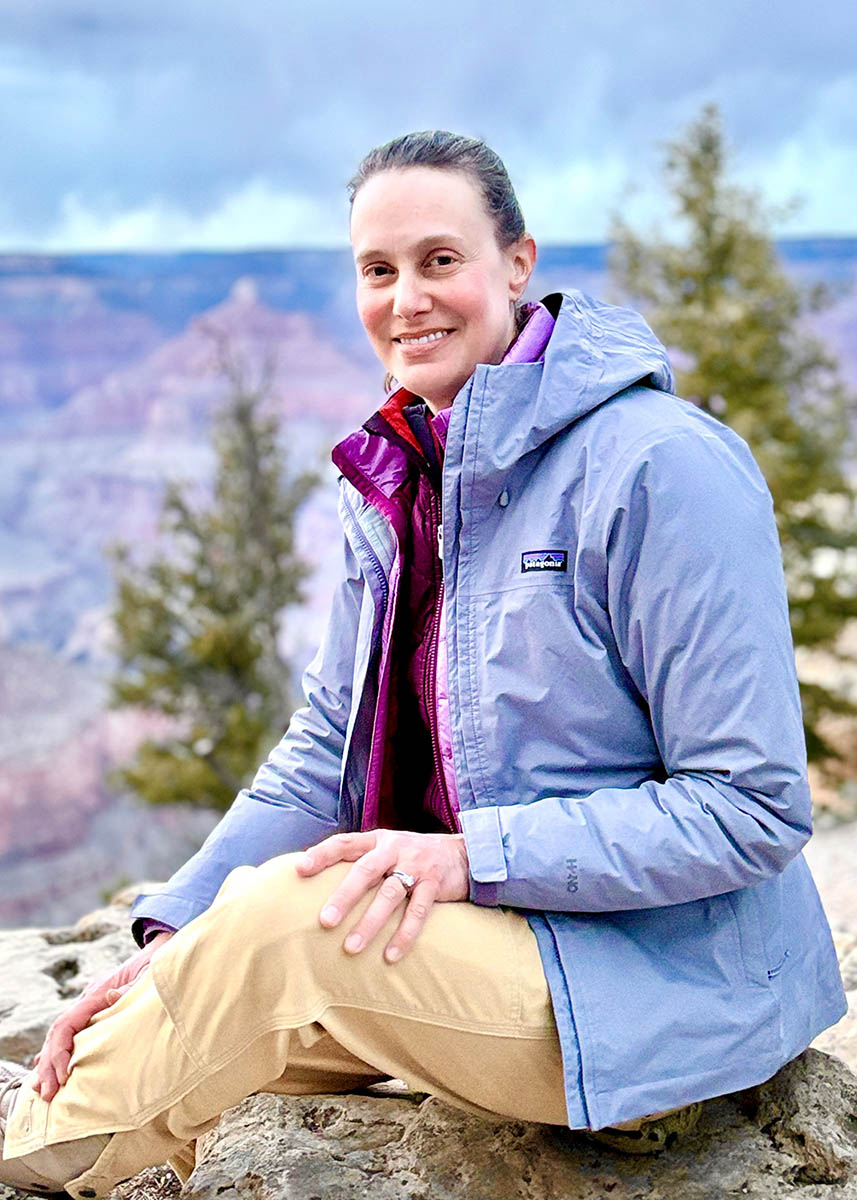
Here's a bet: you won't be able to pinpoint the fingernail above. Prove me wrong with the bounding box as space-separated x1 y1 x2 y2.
386 947 402 963
344 933 363 953
320 905 339 926
299 854 313 870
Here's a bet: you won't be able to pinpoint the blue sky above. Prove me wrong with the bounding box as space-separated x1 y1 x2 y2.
2 0 855 251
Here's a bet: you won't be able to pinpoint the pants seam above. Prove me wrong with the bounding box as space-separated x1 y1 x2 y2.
168 995 556 1077
151 957 206 1071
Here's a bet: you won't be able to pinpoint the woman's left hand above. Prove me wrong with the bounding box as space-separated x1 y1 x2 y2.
296 830 470 964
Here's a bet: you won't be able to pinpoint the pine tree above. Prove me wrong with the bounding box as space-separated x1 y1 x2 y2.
610 103 857 761
110 347 318 809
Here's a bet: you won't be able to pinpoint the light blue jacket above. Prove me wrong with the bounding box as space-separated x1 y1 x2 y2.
132 291 846 1129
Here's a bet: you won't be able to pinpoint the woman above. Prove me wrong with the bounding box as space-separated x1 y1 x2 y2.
0 131 846 1195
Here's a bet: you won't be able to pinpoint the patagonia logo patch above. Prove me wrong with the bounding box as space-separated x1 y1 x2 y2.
521 549 568 573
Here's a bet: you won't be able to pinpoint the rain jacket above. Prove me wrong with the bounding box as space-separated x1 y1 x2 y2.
132 290 846 1129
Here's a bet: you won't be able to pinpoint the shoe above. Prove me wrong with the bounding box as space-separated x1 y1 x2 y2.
587 1102 704 1155
0 1061 109 1196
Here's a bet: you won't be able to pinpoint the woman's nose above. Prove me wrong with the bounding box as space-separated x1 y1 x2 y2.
392 272 431 320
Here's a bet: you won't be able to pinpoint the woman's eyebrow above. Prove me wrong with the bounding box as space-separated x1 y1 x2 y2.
354 234 466 267
354 248 386 267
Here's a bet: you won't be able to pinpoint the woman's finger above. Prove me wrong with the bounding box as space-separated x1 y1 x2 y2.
318 846 396 928
54 1048 73 1087
35 990 110 1098
43 1022 74 1079
384 879 439 962
297 831 377 876
35 1027 67 1100
340 870 420 954
105 981 139 1004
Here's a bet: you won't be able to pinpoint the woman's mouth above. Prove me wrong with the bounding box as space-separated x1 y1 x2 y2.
394 329 453 346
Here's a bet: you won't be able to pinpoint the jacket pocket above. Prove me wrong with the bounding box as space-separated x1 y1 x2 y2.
724 887 772 988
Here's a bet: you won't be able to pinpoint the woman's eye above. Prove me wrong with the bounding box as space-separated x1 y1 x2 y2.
428 253 456 268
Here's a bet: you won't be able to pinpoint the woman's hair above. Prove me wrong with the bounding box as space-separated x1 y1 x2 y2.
347 130 526 249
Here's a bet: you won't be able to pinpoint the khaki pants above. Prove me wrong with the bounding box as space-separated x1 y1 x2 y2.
5 853 568 1198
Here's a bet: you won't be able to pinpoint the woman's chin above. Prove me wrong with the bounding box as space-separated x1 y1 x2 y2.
396 368 465 410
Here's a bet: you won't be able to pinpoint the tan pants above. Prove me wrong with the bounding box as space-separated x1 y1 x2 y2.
5 853 569 1198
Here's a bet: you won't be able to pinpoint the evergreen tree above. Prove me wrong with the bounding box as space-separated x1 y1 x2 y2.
110 349 318 809
610 103 857 760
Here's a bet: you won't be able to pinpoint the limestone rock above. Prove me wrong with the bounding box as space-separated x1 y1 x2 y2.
737 1048 857 1184
185 1051 857 1200
0 896 136 1062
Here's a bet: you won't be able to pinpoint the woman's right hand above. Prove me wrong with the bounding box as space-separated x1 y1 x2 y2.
33 931 173 1101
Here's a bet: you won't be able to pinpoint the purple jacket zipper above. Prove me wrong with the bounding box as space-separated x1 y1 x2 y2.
421 493 458 831
361 552 402 827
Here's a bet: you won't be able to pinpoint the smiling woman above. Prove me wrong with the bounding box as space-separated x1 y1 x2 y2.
0 131 846 1195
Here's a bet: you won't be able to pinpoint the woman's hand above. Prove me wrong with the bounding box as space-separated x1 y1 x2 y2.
33 931 173 1101
297 830 470 963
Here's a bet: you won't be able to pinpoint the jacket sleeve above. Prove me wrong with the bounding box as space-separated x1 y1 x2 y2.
130 530 368 944
460 425 812 912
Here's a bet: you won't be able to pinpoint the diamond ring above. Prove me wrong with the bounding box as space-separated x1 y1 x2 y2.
387 869 416 894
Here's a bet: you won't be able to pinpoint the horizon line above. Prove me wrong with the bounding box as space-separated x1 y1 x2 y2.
1 233 857 260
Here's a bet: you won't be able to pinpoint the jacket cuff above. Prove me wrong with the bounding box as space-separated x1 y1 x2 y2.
468 878 500 907
460 806 508 906
137 918 177 946
130 892 209 947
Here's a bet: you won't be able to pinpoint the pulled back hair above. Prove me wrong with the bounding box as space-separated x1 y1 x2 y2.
347 130 526 249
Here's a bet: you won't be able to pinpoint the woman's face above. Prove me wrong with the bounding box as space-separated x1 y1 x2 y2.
351 166 535 412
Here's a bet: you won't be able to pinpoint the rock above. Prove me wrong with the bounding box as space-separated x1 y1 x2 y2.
109 1165 182 1200
186 1052 857 1200
737 1049 857 1184
813 1003 857 1103
0 897 135 1062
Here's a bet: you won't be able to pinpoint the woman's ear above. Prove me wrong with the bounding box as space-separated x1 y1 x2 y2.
508 234 537 300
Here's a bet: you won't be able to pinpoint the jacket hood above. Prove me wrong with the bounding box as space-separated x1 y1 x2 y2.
463 290 675 470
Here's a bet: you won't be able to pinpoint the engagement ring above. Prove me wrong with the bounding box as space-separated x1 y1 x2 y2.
387 869 416 894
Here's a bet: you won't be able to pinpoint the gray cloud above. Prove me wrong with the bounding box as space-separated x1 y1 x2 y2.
1 0 854 247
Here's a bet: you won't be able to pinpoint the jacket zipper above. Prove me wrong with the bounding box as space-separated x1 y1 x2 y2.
340 487 389 613
340 484 397 829
423 490 457 832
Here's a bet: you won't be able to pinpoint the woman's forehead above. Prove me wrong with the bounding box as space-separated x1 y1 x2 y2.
350 167 493 253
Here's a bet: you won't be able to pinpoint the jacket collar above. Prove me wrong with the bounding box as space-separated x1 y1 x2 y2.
448 291 675 475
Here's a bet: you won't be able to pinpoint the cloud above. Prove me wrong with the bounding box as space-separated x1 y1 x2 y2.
18 179 346 252
0 0 854 249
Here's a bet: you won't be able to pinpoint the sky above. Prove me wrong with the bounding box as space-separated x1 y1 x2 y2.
2 0 855 253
